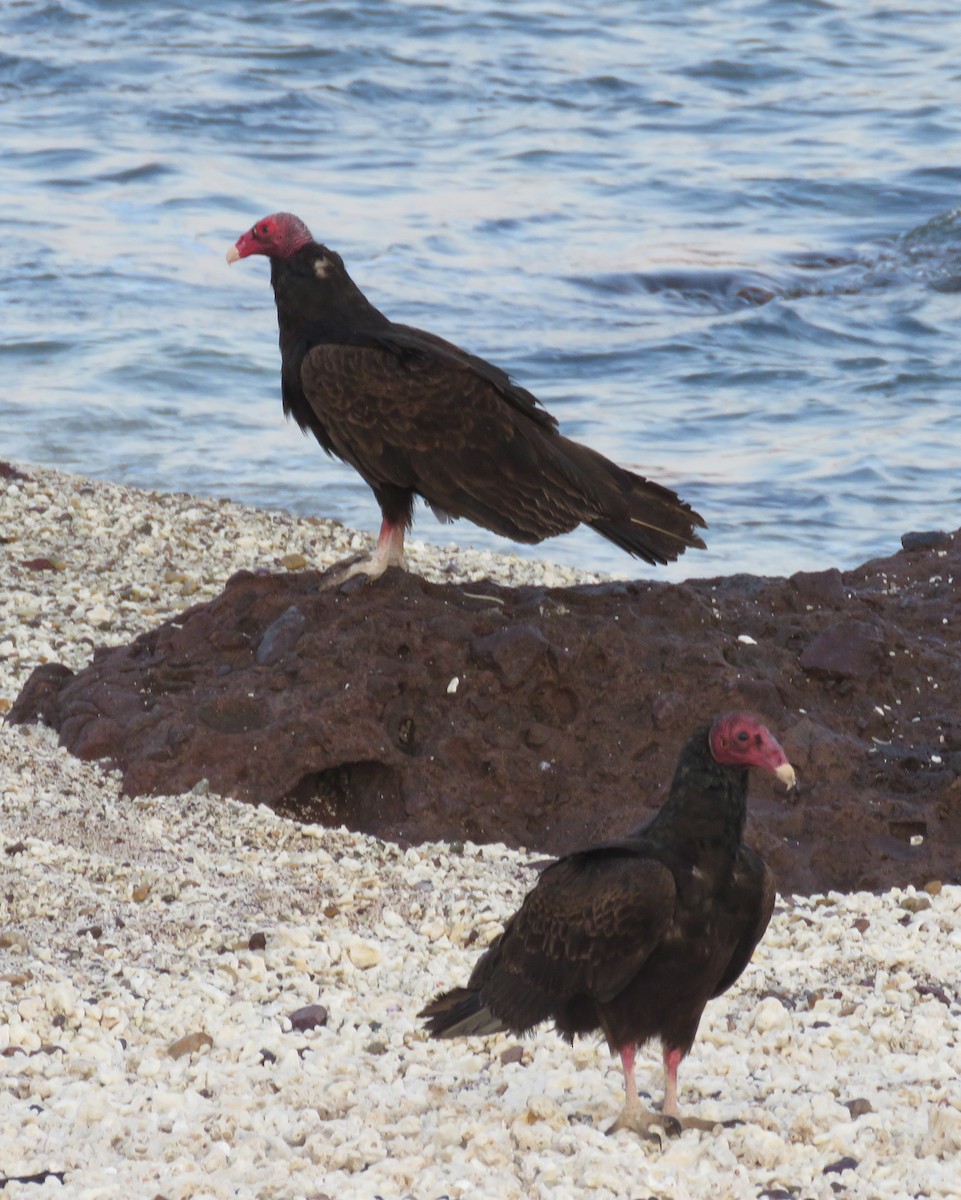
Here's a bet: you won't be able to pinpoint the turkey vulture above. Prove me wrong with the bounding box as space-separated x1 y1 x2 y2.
227 213 706 581
419 712 796 1136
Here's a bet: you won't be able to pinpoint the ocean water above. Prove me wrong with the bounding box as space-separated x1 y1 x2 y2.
2 0 960 580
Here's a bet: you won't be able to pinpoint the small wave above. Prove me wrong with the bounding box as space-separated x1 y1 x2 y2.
567 269 777 309
98 162 174 185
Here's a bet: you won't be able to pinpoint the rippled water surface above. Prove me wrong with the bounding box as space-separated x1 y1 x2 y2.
3 0 961 578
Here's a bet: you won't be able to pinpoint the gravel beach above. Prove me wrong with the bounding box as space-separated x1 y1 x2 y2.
2 464 960 1200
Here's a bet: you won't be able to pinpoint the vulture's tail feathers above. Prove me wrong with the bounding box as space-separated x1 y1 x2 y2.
559 437 707 565
419 987 508 1039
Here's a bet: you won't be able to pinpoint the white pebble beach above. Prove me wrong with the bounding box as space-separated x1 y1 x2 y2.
1 464 959 1200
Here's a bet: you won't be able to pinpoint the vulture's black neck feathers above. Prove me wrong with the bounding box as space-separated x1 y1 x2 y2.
643 724 748 862
270 242 390 348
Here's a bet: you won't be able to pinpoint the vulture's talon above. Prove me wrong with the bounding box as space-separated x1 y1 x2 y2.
678 1115 724 1134
605 1108 674 1141
317 556 366 590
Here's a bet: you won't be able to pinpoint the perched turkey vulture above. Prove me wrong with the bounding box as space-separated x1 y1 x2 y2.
419 712 796 1136
227 213 706 581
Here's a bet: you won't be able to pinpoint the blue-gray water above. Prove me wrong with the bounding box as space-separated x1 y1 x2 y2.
3 0 961 580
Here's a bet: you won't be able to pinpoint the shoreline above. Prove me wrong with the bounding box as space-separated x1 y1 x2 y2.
2 462 960 1199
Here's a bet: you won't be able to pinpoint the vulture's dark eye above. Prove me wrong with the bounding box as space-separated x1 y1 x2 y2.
737 730 749 742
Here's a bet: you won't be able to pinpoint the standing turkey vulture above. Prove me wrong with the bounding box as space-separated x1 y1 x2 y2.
227 213 706 581
419 712 796 1136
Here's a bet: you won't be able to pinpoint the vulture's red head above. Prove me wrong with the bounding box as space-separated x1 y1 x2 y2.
709 712 796 788
227 213 314 263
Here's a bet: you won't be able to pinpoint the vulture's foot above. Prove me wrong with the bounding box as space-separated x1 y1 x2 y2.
317 518 409 589
318 553 365 590
319 550 407 591
606 1106 683 1142
676 1114 728 1133
326 520 407 588
607 1107 733 1140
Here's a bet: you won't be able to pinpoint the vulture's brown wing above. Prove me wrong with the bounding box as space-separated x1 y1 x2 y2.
370 323 558 430
709 846 776 1000
299 341 612 543
470 850 678 1032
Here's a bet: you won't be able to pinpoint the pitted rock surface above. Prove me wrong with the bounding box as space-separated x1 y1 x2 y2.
10 533 960 894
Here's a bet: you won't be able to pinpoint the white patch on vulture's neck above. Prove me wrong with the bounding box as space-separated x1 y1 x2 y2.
313 258 329 279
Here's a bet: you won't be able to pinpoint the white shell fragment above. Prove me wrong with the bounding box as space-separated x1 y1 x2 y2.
346 938 382 969
1 465 961 1200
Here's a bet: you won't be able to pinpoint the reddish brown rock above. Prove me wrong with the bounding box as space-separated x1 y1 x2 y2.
20 557 65 572
8 532 961 894
901 530 953 553
288 1004 329 1032
790 567 847 610
799 619 884 681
